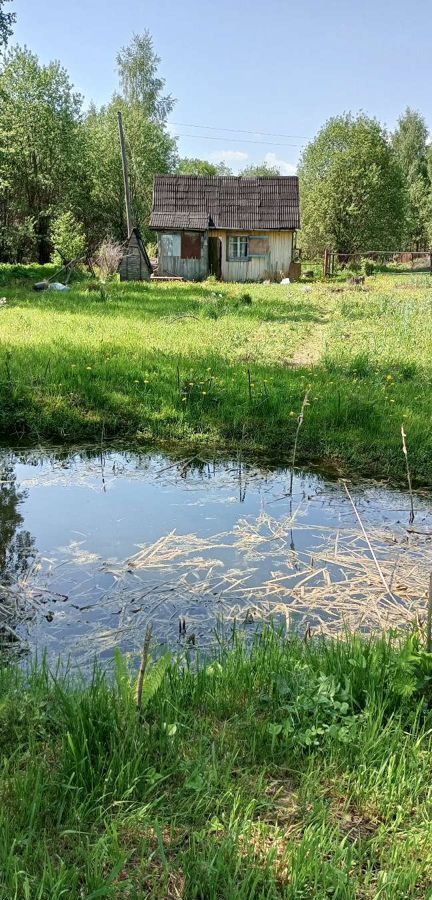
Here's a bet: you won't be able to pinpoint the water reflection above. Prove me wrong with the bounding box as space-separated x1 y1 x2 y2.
0 447 430 665
0 461 36 582
0 459 37 648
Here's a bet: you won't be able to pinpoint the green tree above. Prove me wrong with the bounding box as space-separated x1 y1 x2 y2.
116 30 174 122
50 210 86 265
83 32 177 243
178 158 232 176
240 162 281 176
0 46 84 262
0 0 15 48
84 98 177 244
299 114 406 255
393 108 430 248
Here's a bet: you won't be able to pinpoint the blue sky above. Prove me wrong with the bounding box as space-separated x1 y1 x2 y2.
13 0 432 173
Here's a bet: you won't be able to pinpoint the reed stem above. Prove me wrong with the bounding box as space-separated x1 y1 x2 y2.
289 391 309 495
137 624 153 710
401 425 415 524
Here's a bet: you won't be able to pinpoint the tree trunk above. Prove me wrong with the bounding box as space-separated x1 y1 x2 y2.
36 215 51 264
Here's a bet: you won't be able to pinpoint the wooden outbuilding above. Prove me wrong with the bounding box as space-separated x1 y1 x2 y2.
149 175 301 282
118 227 152 281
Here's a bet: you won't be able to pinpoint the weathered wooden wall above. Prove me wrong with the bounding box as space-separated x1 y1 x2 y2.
156 229 293 281
119 232 151 281
211 230 293 282
158 232 208 279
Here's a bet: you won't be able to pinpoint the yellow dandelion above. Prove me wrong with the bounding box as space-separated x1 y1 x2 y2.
86 366 92 370
289 411 296 418
202 391 207 395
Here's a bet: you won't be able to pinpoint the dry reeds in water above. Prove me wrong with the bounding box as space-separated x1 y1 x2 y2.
342 480 396 604
8 479 432 665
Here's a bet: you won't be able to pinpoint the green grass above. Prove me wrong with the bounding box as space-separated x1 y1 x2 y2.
1 267 432 481
2 630 432 898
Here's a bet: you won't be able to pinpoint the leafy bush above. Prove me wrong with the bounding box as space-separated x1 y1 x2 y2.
146 240 158 258
347 258 362 273
50 211 86 266
363 259 376 276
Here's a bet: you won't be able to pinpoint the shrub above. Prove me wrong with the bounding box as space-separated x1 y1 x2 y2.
93 238 124 281
347 258 362 273
363 260 376 276
50 211 86 267
146 241 158 258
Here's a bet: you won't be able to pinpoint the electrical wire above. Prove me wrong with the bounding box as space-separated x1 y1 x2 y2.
168 121 309 140
174 133 302 148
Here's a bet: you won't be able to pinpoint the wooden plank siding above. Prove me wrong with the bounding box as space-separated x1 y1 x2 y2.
158 232 208 279
212 230 293 282
156 229 293 282
119 230 152 281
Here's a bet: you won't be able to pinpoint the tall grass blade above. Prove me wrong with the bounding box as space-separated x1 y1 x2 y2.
401 424 415 524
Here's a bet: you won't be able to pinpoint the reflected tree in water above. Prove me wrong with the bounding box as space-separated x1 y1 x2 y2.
0 463 36 584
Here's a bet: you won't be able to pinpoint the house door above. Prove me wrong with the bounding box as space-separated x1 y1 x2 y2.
208 237 222 279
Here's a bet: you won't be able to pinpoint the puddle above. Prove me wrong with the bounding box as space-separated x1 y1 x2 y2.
1 448 431 666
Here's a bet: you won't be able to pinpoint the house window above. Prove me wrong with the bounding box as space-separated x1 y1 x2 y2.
160 233 181 257
181 232 201 259
228 235 248 259
228 234 269 260
248 235 269 257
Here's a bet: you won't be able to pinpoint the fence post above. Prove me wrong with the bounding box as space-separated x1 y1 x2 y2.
323 248 328 279
429 250 432 276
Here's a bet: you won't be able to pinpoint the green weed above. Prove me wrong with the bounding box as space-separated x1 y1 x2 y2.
1 631 432 897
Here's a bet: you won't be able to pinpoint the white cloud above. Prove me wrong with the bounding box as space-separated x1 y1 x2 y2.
264 152 297 176
210 150 249 163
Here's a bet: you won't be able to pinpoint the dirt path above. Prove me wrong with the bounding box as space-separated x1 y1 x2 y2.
289 320 329 367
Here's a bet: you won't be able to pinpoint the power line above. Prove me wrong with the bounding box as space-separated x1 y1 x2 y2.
175 133 303 148
168 121 309 140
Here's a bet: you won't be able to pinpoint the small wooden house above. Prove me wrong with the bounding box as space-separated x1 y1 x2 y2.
118 227 152 281
149 175 300 282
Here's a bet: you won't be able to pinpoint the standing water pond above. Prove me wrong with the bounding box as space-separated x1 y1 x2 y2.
1 448 432 666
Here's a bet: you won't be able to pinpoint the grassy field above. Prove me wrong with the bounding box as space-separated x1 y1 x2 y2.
1 266 432 481
2 630 432 898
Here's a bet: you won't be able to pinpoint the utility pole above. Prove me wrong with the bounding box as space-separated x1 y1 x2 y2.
117 111 133 237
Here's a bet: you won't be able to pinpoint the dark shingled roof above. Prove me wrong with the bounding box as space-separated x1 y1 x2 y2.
149 175 300 231
150 211 210 230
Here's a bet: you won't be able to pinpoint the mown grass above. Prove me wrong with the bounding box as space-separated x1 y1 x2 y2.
2 630 432 898
1 267 432 481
